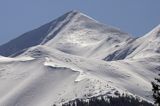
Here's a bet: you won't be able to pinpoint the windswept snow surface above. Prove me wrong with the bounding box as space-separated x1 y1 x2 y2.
0 11 159 106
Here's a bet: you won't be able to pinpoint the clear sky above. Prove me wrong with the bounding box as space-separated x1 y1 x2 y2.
0 0 160 44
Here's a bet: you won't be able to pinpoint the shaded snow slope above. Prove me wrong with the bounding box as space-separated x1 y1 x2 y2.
103 24 160 61
0 11 78 56
126 24 160 59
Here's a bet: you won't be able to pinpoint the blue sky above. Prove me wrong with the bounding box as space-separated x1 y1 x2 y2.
0 0 160 44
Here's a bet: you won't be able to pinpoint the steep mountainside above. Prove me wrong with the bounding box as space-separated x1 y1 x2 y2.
0 11 78 56
0 10 132 59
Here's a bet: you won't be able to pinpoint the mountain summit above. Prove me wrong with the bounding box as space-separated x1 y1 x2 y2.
0 11 159 106
0 10 131 57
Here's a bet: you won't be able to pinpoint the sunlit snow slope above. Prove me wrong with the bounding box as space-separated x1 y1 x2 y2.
0 10 159 106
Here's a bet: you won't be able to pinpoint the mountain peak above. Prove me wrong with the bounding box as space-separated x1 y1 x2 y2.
66 10 98 23
0 10 131 57
69 10 81 14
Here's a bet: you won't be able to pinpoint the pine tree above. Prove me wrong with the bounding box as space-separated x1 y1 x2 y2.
152 74 160 106
61 94 153 106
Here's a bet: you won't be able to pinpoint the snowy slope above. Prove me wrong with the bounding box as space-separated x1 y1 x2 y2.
44 11 131 58
0 10 131 59
0 11 78 56
0 11 159 106
126 24 160 59
103 24 160 61
0 45 159 106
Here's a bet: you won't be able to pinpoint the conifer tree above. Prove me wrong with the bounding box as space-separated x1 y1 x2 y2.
152 75 160 106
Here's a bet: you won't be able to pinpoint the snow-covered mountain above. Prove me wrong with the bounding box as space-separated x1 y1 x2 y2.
0 10 159 106
0 10 131 58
